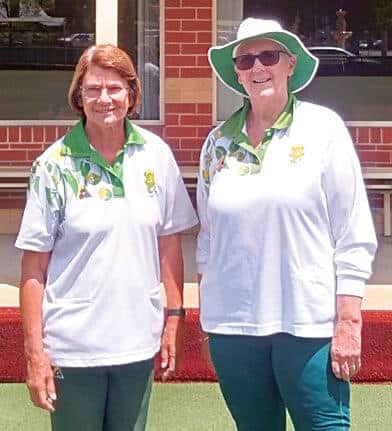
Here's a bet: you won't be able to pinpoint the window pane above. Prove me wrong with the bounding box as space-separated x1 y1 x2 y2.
0 0 95 120
243 0 392 75
216 0 392 121
118 0 160 120
216 0 243 120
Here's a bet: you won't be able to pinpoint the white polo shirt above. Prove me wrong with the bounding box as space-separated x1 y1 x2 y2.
197 99 377 338
16 119 198 367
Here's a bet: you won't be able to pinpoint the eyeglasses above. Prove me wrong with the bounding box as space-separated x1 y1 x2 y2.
233 50 289 70
80 85 129 99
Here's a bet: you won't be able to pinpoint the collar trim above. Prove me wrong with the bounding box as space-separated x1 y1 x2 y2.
61 118 145 157
216 93 296 140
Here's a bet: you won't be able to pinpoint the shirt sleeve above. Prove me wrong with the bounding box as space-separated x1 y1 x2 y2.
196 133 216 274
15 160 62 252
158 145 198 236
322 111 377 297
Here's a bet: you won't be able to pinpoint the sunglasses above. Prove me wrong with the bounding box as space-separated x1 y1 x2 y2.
233 50 289 70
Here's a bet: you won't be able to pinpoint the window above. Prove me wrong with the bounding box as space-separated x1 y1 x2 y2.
216 0 392 121
118 0 160 121
0 1 95 69
0 1 95 120
0 0 160 121
244 0 392 76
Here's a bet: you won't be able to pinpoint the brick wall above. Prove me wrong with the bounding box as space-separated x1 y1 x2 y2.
353 127 392 166
1 0 392 212
0 0 213 171
2 125 391 168
164 0 213 165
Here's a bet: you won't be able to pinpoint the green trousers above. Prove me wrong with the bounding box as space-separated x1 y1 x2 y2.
209 333 350 431
50 358 154 431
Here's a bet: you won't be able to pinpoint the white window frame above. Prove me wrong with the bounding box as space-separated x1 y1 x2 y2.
0 0 164 126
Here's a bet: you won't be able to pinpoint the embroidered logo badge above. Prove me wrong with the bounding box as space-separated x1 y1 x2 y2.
144 169 157 194
289 144 304 163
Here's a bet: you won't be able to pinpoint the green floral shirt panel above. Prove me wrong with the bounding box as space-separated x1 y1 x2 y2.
201 131 259 185
61 118 144 198
209 100 260 176
27 153 65 228
202 94 296 182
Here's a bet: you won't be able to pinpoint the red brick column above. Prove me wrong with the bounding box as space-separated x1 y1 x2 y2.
163 0 213 165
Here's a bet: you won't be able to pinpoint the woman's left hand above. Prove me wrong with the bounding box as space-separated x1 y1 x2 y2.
330 295 363 381
160 316 184 382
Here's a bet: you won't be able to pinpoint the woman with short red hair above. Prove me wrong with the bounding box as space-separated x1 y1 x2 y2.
16 44 198 431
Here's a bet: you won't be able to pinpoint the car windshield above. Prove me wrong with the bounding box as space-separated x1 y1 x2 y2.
307 46 388 76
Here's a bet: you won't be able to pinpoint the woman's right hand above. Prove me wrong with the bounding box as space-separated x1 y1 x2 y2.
25 352 56 412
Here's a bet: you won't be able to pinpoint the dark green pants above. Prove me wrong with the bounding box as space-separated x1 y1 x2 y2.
51 359 154 431
209 333 350 431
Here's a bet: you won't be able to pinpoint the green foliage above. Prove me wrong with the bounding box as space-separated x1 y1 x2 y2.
45 187 54 206
80 161 91 178
215 146 227 160
32 175 40 195
62 169 78 196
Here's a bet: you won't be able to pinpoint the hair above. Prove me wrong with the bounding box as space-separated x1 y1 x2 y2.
68 44 141 118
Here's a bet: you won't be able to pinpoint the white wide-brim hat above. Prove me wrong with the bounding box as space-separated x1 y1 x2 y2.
209 18 319 96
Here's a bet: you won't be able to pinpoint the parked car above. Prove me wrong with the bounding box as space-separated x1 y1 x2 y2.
57 33 94 48
359 40 369 50
372 39 382 49
308 46 382 75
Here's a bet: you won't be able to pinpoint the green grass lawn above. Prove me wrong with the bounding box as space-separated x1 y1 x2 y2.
0 383 391 430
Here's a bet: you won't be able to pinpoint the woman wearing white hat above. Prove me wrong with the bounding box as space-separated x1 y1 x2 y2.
196 18 377 430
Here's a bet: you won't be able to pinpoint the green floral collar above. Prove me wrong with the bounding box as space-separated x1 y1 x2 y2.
61 118 145 158
217 93 296 141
